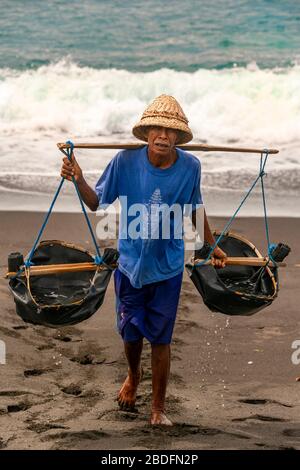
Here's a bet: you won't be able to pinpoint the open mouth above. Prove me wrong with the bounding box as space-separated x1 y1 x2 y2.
155 142 169 149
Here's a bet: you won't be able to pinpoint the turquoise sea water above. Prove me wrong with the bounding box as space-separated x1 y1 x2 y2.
1 0 300 71
0 0 299 214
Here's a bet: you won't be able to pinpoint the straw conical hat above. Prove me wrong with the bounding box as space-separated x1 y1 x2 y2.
132 94 193 144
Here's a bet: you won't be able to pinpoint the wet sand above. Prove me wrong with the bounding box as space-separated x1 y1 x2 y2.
0 211 299 450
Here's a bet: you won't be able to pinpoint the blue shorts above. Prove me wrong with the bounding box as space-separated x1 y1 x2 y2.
114 269 183 345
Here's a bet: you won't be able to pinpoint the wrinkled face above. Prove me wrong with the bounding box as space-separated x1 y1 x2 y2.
146 126 179 156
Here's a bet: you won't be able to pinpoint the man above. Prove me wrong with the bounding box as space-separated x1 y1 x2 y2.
61 95 227 426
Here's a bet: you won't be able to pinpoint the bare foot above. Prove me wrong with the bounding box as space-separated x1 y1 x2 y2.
150 411 173 426
117 368 142 411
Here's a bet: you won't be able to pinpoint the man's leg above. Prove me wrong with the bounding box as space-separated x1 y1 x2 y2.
118 339 143 410
150 343 172 426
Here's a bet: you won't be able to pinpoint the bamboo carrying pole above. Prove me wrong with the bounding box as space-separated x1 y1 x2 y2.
5 257 284 279
57 142 279 154
5 262 105 278
193 257 284 268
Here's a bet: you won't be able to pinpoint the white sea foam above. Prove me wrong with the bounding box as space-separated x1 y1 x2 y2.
0 60 299 214
1 59 300 142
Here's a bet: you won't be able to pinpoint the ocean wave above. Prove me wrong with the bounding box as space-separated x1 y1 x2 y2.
0 60 300 145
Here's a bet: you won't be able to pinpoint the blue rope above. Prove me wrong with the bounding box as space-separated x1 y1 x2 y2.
259 150 277 267
25 177 65 267
25 140 102 268
195 149 274 267
65 141 102 265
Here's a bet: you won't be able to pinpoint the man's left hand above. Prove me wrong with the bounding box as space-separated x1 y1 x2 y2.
211 246 227 269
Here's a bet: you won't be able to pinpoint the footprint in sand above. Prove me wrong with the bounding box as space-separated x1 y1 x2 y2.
232 414 287 422
56 385 102 407
37 343 55 351
169 372 185 386
42 429 109 443
282 429 300 438
0 326 21 338
98 409 141 422
24 368 52 377
0 390 39 397
239 398 293 408
172 337 186 346
0 438 8 450
176 318 199 329
60 384 82 396
63 342 107 365
70 353 106 365
130 423 223 439
53 334 72 342
7 403 31 413
27 422 69 434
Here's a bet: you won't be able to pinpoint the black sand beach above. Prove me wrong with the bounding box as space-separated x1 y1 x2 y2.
0 212 299 450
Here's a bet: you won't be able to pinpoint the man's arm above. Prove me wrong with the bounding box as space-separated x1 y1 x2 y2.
61 153 99 212
192 207 227 268
76 178 99 212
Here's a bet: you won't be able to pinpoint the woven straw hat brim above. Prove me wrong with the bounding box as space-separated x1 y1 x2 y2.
132 116 193 145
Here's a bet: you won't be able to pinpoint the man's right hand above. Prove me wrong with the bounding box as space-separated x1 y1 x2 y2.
60 152 83 183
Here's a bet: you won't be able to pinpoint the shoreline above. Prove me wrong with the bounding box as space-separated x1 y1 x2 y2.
0 196 299 217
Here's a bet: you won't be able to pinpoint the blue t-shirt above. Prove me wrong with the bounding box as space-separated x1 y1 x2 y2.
95 145 202 288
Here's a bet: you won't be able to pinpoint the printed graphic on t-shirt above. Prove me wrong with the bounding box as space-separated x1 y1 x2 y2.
143 188 163 240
